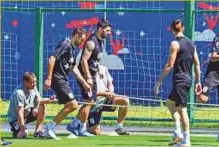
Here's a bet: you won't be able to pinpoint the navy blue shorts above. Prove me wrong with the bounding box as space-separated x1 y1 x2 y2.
168 82 192 107
88 100 115 127
51 78 75 104
202 71 219 96
78 75 97 100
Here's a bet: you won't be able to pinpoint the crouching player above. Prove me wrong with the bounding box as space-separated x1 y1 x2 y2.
7 71 56 138
88 65 129 135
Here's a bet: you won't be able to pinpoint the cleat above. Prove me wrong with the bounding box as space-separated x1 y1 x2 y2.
115 127 130 135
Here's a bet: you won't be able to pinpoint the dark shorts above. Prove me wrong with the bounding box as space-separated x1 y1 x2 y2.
202 71 219 96
51 78 75 104
168 81 192 107
88 100 115 127
78 75 97 100
9 108 36 137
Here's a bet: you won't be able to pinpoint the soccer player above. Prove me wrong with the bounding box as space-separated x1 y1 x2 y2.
87 65 129 135
154 19 201 147
67 19 112 136
44 27 91 139
197 33 219 141
7 71 56 138
197 33 219 103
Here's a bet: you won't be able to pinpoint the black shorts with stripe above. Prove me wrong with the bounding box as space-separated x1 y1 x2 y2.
88 100 115 127
202 70 219 96
51 77 75 104
78 73 97 100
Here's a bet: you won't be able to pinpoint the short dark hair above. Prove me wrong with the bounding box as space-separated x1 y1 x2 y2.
171 19 184 33
72 27 87 37
97 19 112 30
23 71 36 82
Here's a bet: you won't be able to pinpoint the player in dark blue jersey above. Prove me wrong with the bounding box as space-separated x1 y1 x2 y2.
197 33 219 141
154 19 201 147
197 33 219 103
67 19 112 137
43 27 91 139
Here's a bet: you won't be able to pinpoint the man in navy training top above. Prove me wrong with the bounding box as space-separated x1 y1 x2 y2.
67 19 112 137
154 19 201 147
44 27 91 139
197 33 219 141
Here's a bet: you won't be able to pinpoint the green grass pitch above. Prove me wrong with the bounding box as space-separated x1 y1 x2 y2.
2 132 219 147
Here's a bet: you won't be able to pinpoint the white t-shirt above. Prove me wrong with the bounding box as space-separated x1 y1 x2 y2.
7 85 41 122
90 65 113 112
96 65 113 93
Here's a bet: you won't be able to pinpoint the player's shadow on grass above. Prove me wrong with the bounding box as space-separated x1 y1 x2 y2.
2 136 42 140
2 134 68 140
56 133 68 137
1 136 13 140
148 139 167 142
192 143 219 146
99 144 162 146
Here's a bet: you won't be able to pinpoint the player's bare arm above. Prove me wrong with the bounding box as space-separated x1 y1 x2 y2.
154 41 179 94
81 40 95 86
72 65 91 92
96 91 115 100
210 52 219 62
96 77 115 100
96 91 107 97
17 106 26 131
106 75 115 99
96 70 115 98
34 88 41 109
33 96 40 116
39 95 57 104
35 87 57 105
44 56 56 90
194 48 201 83
107 77 114 93
194 47 202 96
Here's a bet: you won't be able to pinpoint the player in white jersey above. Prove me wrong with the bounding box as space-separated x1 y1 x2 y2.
87 65 130 135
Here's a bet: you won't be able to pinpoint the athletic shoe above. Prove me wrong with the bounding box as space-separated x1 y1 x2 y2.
174 141 191 147
44 122 58 139
115 127 130 135
169 133 184 146
34 131 48 139
79 129 95 137
67 118 80 136
216 133 219 142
